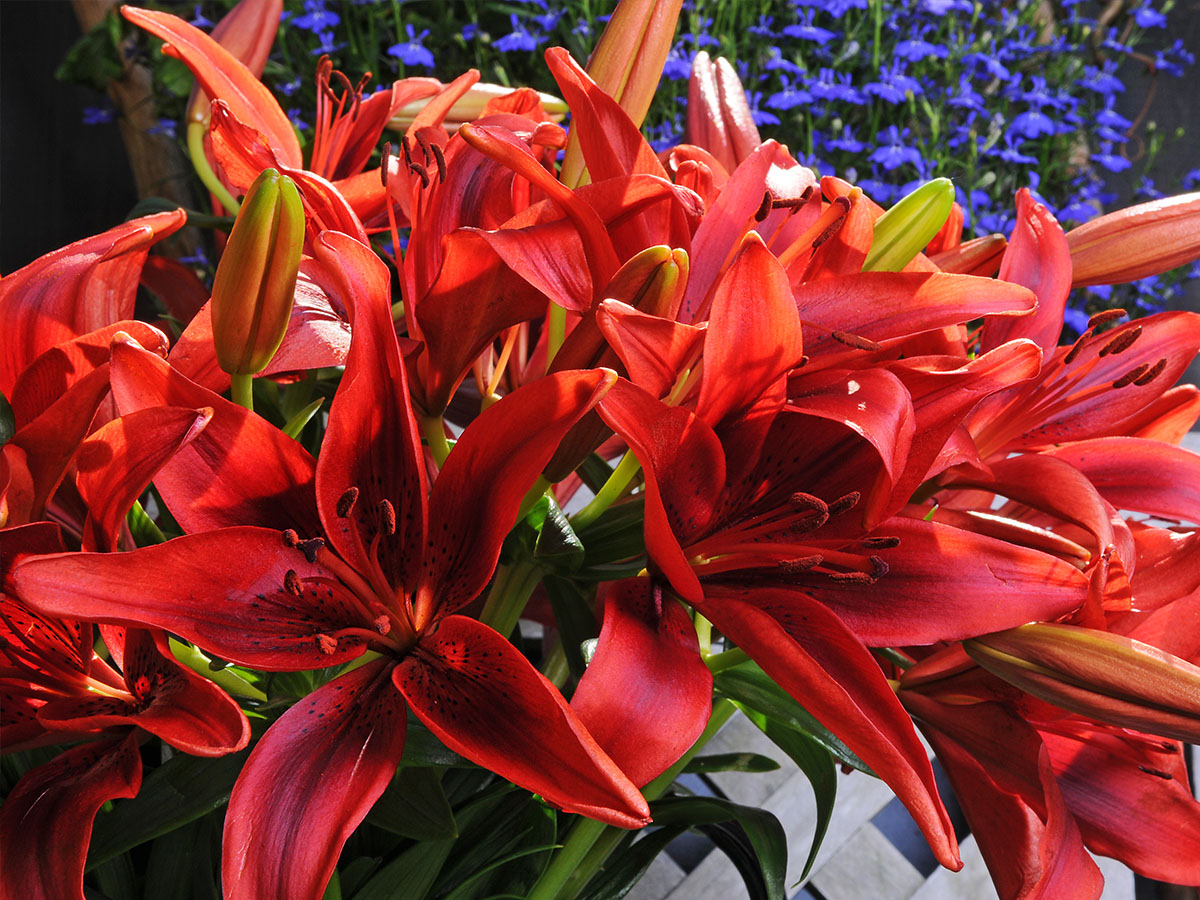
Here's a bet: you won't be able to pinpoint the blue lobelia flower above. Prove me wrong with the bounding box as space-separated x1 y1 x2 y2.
387 24 435 68
869 125 923 171
1090 143 1132 172
1134 3 1167 28
293 0 340 33
494 14 541 52
782 10 838 45
766 77 814 110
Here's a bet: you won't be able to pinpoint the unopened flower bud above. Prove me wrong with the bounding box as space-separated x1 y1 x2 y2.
1066 192 1200 287
390 82 567 132
211 168 304 375
604 245 689 319
863 177 955 272
964 623 1200 743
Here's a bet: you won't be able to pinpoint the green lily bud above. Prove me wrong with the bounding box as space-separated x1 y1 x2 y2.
211 168 304 376
964 623 1200 743
605 245 689 319
863 177 955 272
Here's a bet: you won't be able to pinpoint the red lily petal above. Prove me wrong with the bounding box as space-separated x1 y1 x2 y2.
595 298 705 398
545 48 668 183
902 693 1103 900
698 233 805 430
108 336 319 534
597 378 725 601
804 187 873 279
807 516 1088 645
464 217 592 313
39 627 249 756
980 188 1072 362
796 271 1036 368
414 229 551 413
0 734 142 900
8 321 168 429
700 585 960 869
421 369 617 617
0 210 185 395
406 69 480 135
123 6 301 168
14 527 371 671
285 167 371 248
1043 436 1200 523
224 661 407 900
572 579 712 786
1040 729 1200 884
6 366 112 523
76 406 213 551
312 231 428 595
395 614 650 827
1103 384 1200 444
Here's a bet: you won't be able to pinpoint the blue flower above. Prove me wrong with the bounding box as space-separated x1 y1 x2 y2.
827 125 864 153
921 0 973 12
894 37 949 63
1007 109 1058 140
765 77 813 110
1134 3 1167 28
782 11 838 45
1090 143 1132 172
287 108 309 131
462 23 479 41
662 43 694 80
189 5 214 29
148 118 177 138
387 24 435 68
748 14 776 37
869 125 923 171
809 68 864 105
276 77 303 97
292 0 340 33
764 48 802 76
747 91 781 127
494 14 540 52
988 134 1038 165
1077 64 1125 96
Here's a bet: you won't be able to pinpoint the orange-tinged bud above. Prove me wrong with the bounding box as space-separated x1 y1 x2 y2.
685 51 761 174
1066 191 1200 287
211 168 304 376
389 82 567 132
964 623 1200 743
603 245 689 319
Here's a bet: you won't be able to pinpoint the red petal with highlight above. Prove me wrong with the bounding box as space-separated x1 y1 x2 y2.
396 614 650 827
224 662 407 900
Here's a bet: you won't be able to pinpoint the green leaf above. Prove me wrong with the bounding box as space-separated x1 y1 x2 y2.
351 837 456 900
755 715 837 881
683 752 781 775
534 496 584 568
0 390 14 448
86 749 249 870
714 664 873 775
156 56 196 98
127 499 167 547
365 767 457 840
650 796 787 900
542 574 597 681
91 851 137 900
282 397 325 439
403 718 469 767
55 15 124 91
577 829 683 900
142 818 204 900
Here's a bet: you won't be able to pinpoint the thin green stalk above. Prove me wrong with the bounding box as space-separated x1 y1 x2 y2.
169 638 266 702
546 303 566 371
421 415 452 466
569 451 642 531
187 121 240 215
230 373 254 412
704 647 750 674
478 559 545 639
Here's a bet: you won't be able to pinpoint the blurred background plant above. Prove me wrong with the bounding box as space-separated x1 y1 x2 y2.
57 0 1199 333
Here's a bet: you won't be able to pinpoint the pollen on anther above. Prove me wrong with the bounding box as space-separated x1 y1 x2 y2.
755 191 772 222
374 614 392 635
297 538 326 564
1099 325 1142 357
284 570 304 596
430 142 446 183
863 536 901 549
1088 309 1126 329
379 499 397 536
830 330 883 352
778 555 823 575
336 487 359 518
315 633 339 655
829 491 862 516
1133 357 1167 386
1112 364 1149 389
1137 765 1174 780
282 529 300 547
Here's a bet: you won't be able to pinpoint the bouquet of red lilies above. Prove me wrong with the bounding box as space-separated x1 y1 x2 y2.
3 2 1199 899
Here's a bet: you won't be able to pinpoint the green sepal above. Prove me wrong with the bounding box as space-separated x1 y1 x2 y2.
282 397 325 439
533 496 584 569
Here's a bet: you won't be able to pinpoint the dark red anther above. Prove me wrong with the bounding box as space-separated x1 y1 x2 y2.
430 142 447 184
296 537 326 564
401 136 413 168
336 487 359 518
811 196 851 249
777 555 823 575
1137 765 1174 780
1098 325 1142 357
315 633 339 655
379 499 397 536
1112 363 1149 389
282 529 300 547
1088 309 1126 329
863 536 901 549
773 187 814 210
830 330 883 352
789 492 829 515
828 491 861 516
408 163 430 189
869 556 890 579
755 191 772 222
1133 357 1167 386
374 615 392 636
380 144 391 188
415 131 433 164
284 570 304 596
1063 328 1094 365
826 570 874 584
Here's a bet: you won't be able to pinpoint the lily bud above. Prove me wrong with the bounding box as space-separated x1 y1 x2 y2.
863 177 955 273
389 82 567 132
211 168 304 376
964 623 1200 743
604 245 689 319
685 52 761 174
1066 192 1200 287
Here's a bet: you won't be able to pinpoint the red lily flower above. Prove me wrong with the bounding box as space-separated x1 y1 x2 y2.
15 232 648 900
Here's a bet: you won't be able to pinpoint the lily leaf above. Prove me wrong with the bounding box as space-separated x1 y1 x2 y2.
534 496 585 568
86 749 249 870
683 752 781 775
282 397 325 439
650 795 787 900
714 663 873 774
351 838 456 900
577 828 683 900
365 767 457 840
542 573 598 681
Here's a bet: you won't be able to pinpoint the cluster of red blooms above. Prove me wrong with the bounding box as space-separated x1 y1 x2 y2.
2 3 1200 899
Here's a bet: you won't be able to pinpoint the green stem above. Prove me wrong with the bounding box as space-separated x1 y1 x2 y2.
421 415 452 466
187 121 240 215
546 303 566 371
169 638 266 702
569 451 642 531
478 559 545 638
550 699 739 900
704 647 750 674
230 373 254 412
